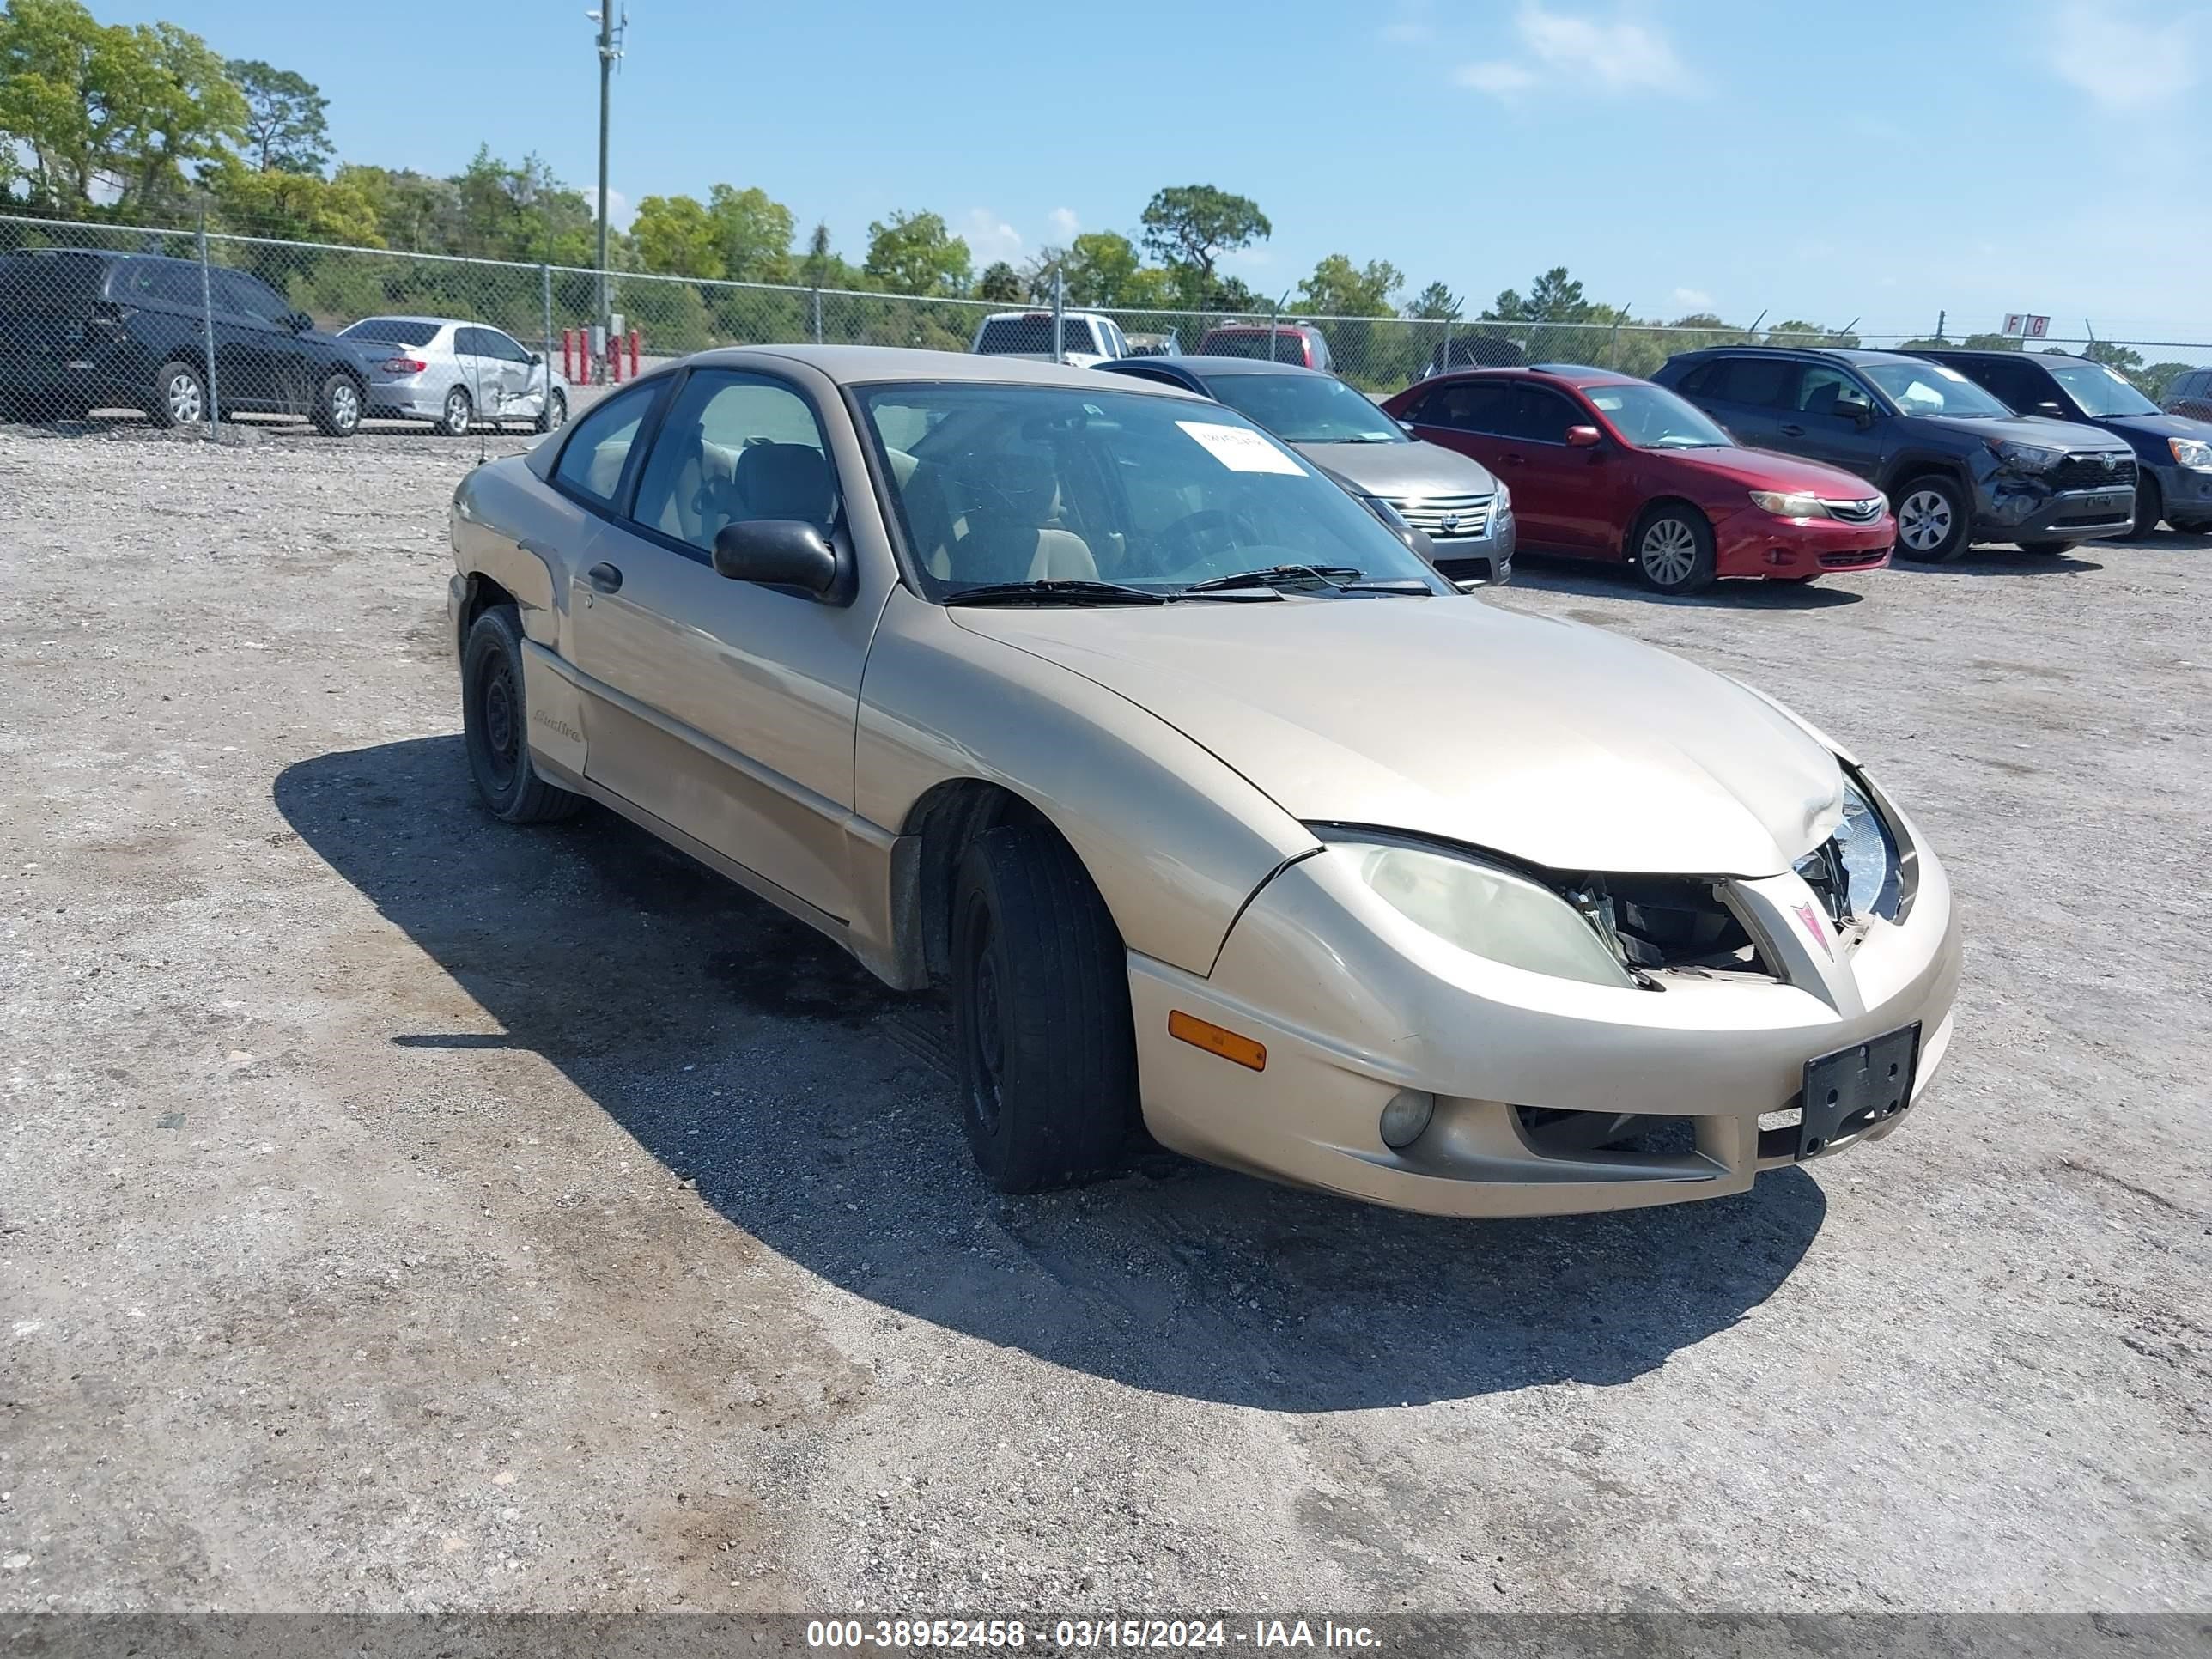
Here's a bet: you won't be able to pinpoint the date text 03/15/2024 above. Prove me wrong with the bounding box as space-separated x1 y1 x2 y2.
804 1619 1383 1650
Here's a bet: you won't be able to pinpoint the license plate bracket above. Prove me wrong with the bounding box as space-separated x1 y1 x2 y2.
1799 1024 1920 1158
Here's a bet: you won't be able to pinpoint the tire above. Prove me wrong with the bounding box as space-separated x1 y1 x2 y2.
1892 474 1970 562
951 823 1138 1193
149 360 205 429
2124 476 2163 539
1631 502 1717 593
2018 540 2077 556
438 385 472 438
461 605 586 824
311 372 362 437
532 389 567 434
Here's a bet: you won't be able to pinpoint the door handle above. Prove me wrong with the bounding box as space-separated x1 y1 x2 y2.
1503 452 1528 465
1779 423 1806 437
585 562 623 594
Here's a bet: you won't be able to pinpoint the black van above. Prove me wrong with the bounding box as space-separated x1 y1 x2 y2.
0 248 373 434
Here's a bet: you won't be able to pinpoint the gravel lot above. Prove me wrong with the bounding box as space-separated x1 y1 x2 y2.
1 420 2207 1618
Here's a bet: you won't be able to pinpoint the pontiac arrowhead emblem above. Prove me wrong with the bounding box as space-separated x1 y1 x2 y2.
1794 902 1833 958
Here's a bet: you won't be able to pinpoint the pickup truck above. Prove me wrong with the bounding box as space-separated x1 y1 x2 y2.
969 309 1128 368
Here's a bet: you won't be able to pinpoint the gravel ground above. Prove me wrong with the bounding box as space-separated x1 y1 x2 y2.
1 420 2207 1617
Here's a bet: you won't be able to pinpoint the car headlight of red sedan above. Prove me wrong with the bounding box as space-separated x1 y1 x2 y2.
1749 489 1833 520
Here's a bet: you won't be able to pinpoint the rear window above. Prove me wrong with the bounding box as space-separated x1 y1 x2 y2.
1200 329 1312 364
0 252 113 315
342 318 441 348
975 314 1096 356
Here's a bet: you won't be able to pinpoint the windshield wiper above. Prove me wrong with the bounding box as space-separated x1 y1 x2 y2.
944 579 1168 606
1178 563 1366 593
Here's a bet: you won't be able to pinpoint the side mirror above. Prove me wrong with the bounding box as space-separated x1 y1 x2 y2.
2033 400 2064 418
1398 419 1418 435
288 310 314 332
1846 404 1875 429
528 351 544 367
1565 424 1602 447
712 519 840 597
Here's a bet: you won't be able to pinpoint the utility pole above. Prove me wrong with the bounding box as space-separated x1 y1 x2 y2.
590 4 625 341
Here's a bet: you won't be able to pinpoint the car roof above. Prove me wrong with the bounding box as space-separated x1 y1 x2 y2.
684 343 1206 392
1919 348 2091 368
978 308 1111 322
1670 343 1929 368
1425 364 1641 389
1109 356 1329 379
348 314 454 327
1200 321 1320 334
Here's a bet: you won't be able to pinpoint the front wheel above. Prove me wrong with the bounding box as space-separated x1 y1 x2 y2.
149 360 205 428
311 372 362 437
951 823 1137 1193
532 389 567 434
1631 503 1717 593
2124 476 2163 539
461 605 586 824
1892 475 1969 562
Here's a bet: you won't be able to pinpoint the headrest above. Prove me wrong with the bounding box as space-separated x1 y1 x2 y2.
735 441 830 522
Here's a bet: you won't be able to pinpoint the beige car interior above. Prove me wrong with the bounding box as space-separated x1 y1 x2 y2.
896 449 1103 585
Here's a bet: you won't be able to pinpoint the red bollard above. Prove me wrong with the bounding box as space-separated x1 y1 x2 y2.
606 334 623 385
627 329 641 380
560 329 574 385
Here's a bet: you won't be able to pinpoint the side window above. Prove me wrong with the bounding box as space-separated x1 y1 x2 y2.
1415 380 1516 434
1711 356 1798 410
629 371 837 555
1507 386 1580 444
552 381 659 507
1674 362 1718 397
453 326 489 357
1984 360 2050 412
213 270 291 324
485 331 532 363
1798 365 1875 417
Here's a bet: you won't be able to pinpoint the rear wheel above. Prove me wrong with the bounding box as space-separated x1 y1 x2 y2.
1631 502 1717 593
951 823 1137 1192
149 360 205 428
312 372 362 437
438 386 472 437
1892 474 1969 562
2124 475 2163 539
461 605 586 824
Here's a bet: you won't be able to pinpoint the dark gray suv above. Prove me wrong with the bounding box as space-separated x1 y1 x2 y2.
1655 346 2136 560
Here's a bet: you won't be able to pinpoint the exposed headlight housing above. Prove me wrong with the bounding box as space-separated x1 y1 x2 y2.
1796 778 1902 925
1330 836 1634 988
1990 438 2066 473
1749 489 1832 520
2168 436 2212 471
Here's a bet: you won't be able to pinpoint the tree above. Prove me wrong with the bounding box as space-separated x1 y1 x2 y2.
799 222 861 290
1060 230 1143 306
1404 281 1461 320
204 155 379 245
2142 362 2194 400
1139 185 1270 283
706 183 794 283
2082 339 2145 375
630 193 723 278
1297 254 1401 318
223 58 330 173
975 260 1024 302
0 0 245 211
1484 267 1601 325
863 210 969 296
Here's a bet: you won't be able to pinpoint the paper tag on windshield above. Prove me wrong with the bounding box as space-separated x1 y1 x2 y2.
1176 421 1307 476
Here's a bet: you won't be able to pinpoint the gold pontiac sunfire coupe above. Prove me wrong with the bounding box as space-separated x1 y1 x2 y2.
447 346 1961 1218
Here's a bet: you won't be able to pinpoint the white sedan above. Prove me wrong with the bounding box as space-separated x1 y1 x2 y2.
339 315 568 437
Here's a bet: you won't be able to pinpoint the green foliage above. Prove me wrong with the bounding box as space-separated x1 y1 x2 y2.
2141 362 2195 400
1403 281 1460 321
2081 338 2145 374
705 185 795 284
203 154 381 286
630 193 723 278
224 58 329 173
1485 266 1601 325
975 260 1023 303
1297 254 1401 318
799 222 863 291
0 0 246 212
864 210 970 297
1139 185 1270 287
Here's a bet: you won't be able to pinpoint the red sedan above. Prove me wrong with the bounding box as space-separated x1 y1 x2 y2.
1382 366 1894 593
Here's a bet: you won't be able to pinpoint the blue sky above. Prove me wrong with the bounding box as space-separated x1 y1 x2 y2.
100 0 2212 345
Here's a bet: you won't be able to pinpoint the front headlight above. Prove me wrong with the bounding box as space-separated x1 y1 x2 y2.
1990 439 2066 473
1334 838 1633 988
2168 436 2212 471
1492 481 1512 518
1749 489 1832 520
1832 780 1901 920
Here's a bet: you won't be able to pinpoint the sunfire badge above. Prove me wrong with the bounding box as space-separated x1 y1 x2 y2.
1795 902 1833 958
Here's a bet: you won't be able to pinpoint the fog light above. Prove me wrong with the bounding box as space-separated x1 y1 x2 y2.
1379 1089 1436 1150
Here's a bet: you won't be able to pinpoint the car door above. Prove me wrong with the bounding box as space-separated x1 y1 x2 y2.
450 326 504 420
1681 354 1799 451
1401 379 1559 537
480 327 538 418
205 270 289 411
563 365 883 922
1783 363 1887 479
1495 383 1618 553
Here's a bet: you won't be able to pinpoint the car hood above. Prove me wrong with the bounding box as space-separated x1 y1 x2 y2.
1668 445 1884 497
1291 439 1499 495
2091 410 2212 448
1922 411 2126 453
950 598 1844 877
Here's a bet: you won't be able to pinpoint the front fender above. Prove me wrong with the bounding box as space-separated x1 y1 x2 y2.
855 589 1316 977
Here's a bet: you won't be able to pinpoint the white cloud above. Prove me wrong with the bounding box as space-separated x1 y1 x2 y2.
2049 2 2197 109
597 188 633 232
1455 60 1538 93
1048 206 1080 239
1670 286 1713 310
962 207 1023 264
1458 4 1693 99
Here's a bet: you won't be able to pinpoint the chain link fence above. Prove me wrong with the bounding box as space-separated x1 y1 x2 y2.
3 210 2206 437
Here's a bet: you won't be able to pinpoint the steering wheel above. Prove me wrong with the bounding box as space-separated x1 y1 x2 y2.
1156 507 1262 565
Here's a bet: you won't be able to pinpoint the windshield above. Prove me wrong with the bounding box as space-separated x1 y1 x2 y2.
1201 374 1405 444
1862 360 2013 418
2047 361 2159 418
1583 382 1731 448
857 383 1444 599
341 318 440 347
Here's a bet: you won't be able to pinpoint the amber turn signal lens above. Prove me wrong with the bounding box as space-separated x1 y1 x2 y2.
1169 1011 1266 1072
